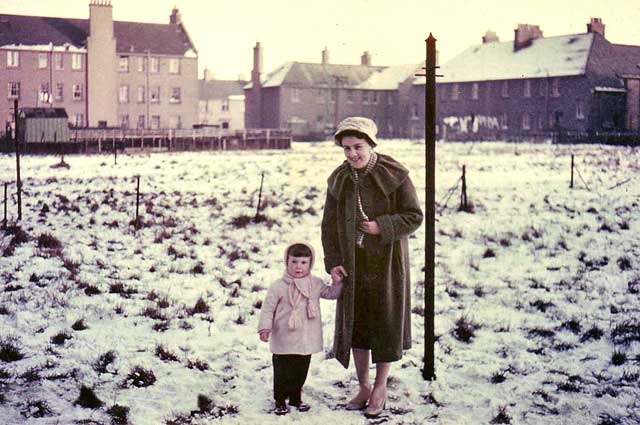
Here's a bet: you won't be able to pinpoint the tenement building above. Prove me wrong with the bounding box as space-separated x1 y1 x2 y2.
0 2 198 130
410 18 640 140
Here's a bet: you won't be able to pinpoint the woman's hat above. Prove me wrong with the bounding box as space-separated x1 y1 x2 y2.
334 116 378 147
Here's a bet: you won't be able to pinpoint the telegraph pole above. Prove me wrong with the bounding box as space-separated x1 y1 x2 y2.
416 34 439 381
13 99 22 221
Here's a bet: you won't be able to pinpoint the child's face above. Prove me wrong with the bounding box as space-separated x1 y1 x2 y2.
287 256 311 278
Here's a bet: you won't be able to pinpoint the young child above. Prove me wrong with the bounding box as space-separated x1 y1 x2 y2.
257 242 343 415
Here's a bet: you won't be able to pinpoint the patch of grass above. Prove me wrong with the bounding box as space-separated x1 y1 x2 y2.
20 367 41 382
50 331 72 346
74 385 103 409
191 262 205 274
122 366 156 388
559 319 582 334
84 285 102 296
482 248 496 258
0 336 24 362
107 404 130 425
490 371 507 384
94 351 117 374
155 344 179 362
153 321 170 332
489 405 512 424
617 256 633 271
580 325 604 342
37 232 62 250
21 399 53 418
186 359 210 371
187 297 209 315
452 315 480 343
530 299 554 313
629 277 640 294
141 306 167 321
611 350 627 366
110 283 138 298
527 327 556 338
72 319 88 331
611 320 640 346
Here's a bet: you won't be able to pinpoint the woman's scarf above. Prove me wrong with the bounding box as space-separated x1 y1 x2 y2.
282 272 319 330
350 151 378 247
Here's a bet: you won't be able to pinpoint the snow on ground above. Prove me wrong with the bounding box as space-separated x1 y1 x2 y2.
0 140 639 425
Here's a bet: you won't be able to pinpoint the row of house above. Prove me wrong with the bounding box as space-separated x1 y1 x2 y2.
245 18 640 140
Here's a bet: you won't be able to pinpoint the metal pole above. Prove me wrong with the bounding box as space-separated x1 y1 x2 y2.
3 182 7 230
423 34 437 381
570 155 574 189
135 175 141 228
255 172 264 222
14 99 22 222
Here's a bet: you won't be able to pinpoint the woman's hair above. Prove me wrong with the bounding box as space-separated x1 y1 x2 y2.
336 130 374 147
287 243 313 259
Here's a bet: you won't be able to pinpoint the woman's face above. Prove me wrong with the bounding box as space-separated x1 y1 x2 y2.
341 136 373 170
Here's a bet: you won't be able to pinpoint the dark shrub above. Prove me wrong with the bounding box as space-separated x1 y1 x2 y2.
94 351 116 374
490 371 507 384
581 326 604 342
0 337 24 362
559 319 582 334
50 331 72 346
452 315 480 343
72 319 88 331
21 399 52 418
123 366 156 388
611 320 640 346
617 256 633 271
155 345 179 362
188 297 209 315
37 233 62 250
74 385 103 409
107 404 130 425
611 350 627 366
489 405 512 424
186 359 209 371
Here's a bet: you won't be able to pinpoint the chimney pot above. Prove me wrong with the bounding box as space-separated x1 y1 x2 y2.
361 51 371 66
514 24 543 51
322 47 329 65
587 17 605 37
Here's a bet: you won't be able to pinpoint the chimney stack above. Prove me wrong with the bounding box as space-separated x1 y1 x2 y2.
514 24 543 51
322 47 329 65
482 30 499 44
170 7 181 25
587 18 605 37
252 42 263 83
361 51 371 66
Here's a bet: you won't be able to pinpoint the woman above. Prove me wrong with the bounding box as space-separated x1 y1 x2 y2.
321 117 423 418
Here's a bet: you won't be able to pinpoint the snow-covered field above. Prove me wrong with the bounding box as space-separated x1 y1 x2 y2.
0 140 639 425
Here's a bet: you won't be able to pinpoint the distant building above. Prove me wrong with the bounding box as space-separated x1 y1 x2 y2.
244 44 421 140
198 70 246 130
0 2 198 130
411 18 640 140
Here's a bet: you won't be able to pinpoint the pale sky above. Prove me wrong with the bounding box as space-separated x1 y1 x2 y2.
3 0 640 80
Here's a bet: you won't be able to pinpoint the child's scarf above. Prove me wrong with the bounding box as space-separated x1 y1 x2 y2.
282 272 318 330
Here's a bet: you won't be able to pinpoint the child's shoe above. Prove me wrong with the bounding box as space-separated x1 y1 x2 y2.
290 401 311 412
274 401 289 415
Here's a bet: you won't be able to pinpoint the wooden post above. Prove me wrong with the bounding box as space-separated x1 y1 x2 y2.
2 182 7 230
570 154 574 189
113 130 117 165
460 165 467 210
13 99 22 221
254 172 264 222
423 34 437 381
135 175 141 229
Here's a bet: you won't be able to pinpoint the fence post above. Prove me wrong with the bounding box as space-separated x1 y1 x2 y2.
13 99 22 221
570 154 574 189
135 175 141 230
254 172 265 222
2 182 7 230
460 165 468 210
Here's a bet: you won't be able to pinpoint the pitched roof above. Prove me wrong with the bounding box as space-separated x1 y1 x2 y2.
245 62 384 89
199 79 247 100
425 33 594 84
609 43 640 76
355 63 423 89
19 108 68 118
0 13 196 56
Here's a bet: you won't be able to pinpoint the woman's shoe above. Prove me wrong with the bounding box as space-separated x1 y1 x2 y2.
274 402 289 415
345 386 370 410
290 401 311 412
364 388 387 418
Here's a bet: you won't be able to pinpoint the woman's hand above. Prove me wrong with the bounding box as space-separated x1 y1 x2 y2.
331 265 348 284
259 330 270 342
358 220 380 235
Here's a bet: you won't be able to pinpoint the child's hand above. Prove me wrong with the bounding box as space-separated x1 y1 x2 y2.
331 265 347 285
259 330 270 342
331 272 343 285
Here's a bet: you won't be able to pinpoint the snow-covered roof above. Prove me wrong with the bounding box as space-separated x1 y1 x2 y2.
356 63 422 90
244 62 294 89
417 33 594 84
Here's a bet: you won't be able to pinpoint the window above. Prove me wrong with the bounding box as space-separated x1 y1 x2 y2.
316 89 325 104
291 87 300 103
7 51 19 67
118 56 129 73
524 80 531 98
150 86 160 103
137 115 145 129
170 87 181 103
551 78 560 97
347 90 354 103
538 114 544 130
501 81 509 98
150 115 160 129
54 53 63 70
372 92 378 104
120 114 129 129
136 86 145 103
451 83 460 101
38 53 48 69
119 85 129 103
329 90 336 103
221 99 229 111
471 82 479 100
7 82 20 98
169 115 182 129
74 113 84 127
55 83 64 101
522 113 531 130
411 103 419 118
500 112 508 129
387 93 394 105
38 83 51 104
362 91 369 104
73 84 83 100
576 101 584 120
150 57 159 73
137 57 145 73
169 58 180 74
71 53 82 70
539 79 546 97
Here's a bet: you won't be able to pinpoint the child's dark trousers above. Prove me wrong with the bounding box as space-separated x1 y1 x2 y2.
272 354 311 404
